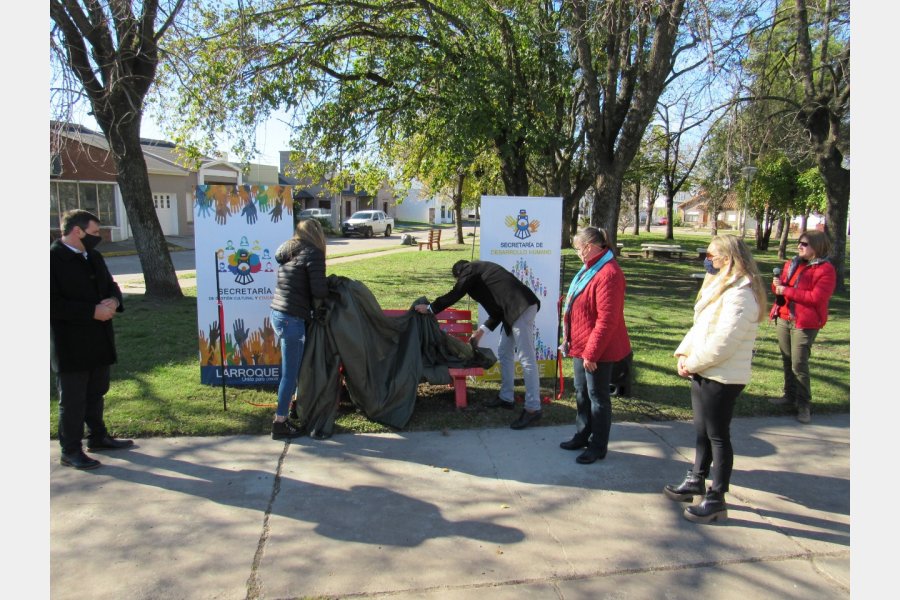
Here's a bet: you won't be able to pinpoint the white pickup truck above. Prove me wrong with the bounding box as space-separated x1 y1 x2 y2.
341 210 394 238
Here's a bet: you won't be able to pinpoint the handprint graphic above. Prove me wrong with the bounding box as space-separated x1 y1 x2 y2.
241 200 258 225
195 185 212 218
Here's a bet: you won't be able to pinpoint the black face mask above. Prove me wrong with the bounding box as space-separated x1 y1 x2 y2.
82 232 102 252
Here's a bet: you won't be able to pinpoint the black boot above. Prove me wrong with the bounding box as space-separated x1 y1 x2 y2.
663 470 705 502
684 488 728 524
272 419 304 440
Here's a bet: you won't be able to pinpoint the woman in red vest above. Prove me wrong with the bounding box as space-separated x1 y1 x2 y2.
768 229 837 424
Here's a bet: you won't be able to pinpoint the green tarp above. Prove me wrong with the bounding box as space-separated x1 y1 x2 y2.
296 275 496 437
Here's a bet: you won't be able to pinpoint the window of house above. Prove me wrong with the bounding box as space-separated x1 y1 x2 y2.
50 181 118 229
96 185 115 224
81 184 98 214
57 182 79 215
50 183 60 228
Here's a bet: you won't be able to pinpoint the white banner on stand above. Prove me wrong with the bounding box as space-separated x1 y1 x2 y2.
193 184 294 385
478 196 562 379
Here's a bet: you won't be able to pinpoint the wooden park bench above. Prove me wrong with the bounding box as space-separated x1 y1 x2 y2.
382 308 483 409
417 229 442 251
640 243 687 259
690 272 706 287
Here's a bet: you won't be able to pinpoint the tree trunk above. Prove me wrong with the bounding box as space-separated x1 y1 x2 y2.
632 181 641 235
793 0 849 291
821 157 850 291
453 173 465 244
497 138 530 196
760 206 774 251
560 193 579 249
778 216 790 259
454 201 464 244
664 181 675 240
51 0 183 299
104 125 182 299
644 188 654 233
571 0 686 253
754 209 766 251
590 168 624 249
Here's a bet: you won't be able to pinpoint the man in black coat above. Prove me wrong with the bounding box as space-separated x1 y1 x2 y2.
51 210 132 470
416 260 543 429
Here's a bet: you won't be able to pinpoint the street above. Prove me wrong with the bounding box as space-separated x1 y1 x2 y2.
104 224 480 278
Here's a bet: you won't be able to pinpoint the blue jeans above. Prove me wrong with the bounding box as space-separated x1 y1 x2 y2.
270 309 307 418
572 359 613 452
497 303 541 412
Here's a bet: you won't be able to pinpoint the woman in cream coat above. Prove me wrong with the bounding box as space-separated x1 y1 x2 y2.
663 235 767 523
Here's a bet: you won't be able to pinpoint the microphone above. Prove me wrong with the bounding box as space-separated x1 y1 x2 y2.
773 267 786 306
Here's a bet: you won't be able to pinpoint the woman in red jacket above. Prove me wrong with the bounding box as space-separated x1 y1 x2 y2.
560 227 632 464
769 229 837 424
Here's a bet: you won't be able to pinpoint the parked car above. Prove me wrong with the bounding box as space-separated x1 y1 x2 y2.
658 216 669 225
341 210 394 238
298 208 332 220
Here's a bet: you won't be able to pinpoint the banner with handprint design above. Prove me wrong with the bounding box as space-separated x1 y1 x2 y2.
193 184 294 385
477 196 562 379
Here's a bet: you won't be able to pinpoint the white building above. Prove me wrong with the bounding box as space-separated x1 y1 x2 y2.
651 191 692 224
394 180 455 225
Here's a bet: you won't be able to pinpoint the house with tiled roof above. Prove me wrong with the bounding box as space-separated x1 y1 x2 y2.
278 151 397 231
679 188 757 231
50 122 278 241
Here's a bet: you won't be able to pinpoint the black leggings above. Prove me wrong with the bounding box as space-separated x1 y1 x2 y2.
691 375 745 493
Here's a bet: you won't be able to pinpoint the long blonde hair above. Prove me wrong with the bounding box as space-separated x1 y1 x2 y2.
294 218 327 254
699 235 767 322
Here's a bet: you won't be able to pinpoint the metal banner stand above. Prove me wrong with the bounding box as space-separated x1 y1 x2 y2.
215 253 228 411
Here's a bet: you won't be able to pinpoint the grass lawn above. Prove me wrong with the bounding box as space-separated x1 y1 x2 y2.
50 230 850 439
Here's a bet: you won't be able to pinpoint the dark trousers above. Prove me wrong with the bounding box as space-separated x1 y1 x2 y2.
776 318 819 408
57 366 110 454
572 359 614 452
691 375 744 493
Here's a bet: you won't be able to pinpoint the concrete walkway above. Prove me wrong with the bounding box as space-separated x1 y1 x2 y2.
50 415 850 599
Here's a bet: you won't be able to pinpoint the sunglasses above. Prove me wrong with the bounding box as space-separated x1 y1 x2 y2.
798 241 809 247
705 252 717 259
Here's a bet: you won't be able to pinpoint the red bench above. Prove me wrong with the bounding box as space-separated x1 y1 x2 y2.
383 308 483 409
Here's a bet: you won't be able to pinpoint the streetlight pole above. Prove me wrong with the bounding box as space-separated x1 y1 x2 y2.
740 165 757 240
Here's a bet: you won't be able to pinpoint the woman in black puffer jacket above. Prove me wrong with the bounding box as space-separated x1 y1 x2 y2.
269 218 328 440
